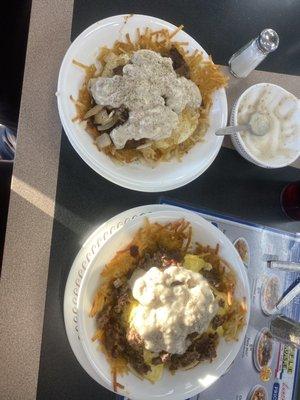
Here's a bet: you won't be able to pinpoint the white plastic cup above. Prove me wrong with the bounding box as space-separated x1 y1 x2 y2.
230 83 300 169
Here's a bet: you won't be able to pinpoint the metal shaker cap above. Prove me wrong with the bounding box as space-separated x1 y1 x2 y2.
259 29 279 53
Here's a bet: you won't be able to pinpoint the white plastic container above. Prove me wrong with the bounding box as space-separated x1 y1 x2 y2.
231 83 300 168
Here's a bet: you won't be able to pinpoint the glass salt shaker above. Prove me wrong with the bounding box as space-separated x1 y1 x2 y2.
229 28 279 78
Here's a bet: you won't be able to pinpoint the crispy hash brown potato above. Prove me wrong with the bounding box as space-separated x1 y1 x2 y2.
90 219 247 391
72 27 228 164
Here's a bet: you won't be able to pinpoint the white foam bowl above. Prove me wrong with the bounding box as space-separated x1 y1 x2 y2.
77 209 250 400
230 83 300 169
57 14 227 192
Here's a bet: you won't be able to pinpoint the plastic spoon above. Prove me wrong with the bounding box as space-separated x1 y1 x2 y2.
215 112 270 137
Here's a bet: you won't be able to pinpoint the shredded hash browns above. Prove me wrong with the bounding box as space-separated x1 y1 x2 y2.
90 219 247 390
72 26 228 164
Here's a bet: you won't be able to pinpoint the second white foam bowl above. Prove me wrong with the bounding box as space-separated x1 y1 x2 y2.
77 209 250 400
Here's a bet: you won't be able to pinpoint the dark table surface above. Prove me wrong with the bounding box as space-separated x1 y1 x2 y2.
36 1 300 399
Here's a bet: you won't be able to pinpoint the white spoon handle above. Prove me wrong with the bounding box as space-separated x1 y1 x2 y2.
215 124 251 136
276 281 300 311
